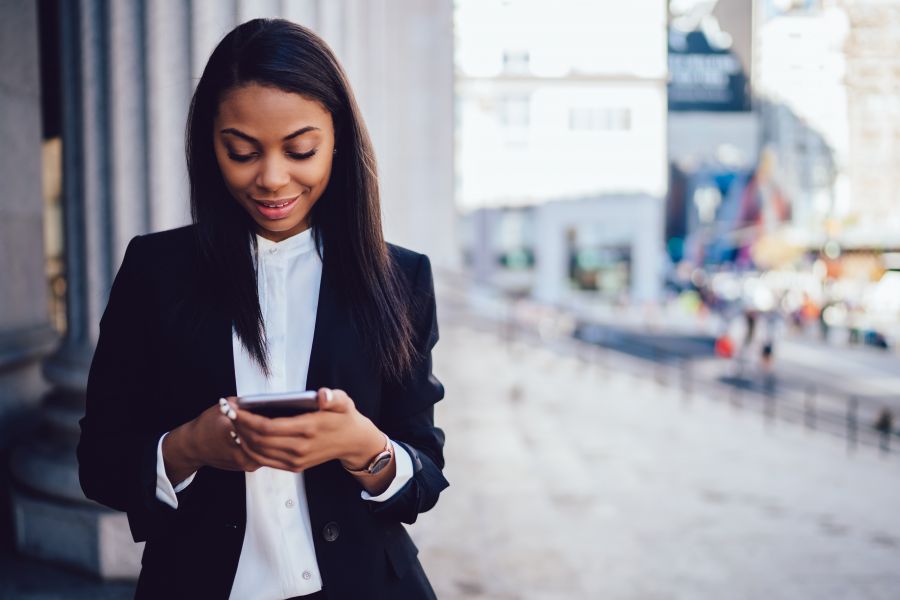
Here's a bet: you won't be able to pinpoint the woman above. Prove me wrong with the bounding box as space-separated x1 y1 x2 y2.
76 18 448 600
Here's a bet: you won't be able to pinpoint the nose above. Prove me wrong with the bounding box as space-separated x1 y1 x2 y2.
255 155 291 192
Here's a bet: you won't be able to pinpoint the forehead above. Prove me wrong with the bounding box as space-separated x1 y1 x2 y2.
215 83 332 133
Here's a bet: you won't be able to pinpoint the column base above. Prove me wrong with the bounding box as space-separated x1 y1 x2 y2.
10 485 142 579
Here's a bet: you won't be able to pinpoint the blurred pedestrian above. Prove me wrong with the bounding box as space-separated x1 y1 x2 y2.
743 308 757 347
874 408 894 435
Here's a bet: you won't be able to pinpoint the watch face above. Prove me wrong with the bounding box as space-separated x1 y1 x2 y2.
368 452 392 475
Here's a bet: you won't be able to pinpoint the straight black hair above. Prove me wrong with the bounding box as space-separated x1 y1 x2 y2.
185 18 416 383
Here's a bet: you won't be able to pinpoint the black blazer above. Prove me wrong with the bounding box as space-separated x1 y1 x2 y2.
76 224 449 599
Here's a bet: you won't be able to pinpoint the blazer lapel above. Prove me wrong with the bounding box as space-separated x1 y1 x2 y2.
305 257 340 394
302 256 374 409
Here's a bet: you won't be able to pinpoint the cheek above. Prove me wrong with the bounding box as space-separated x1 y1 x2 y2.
294 161 332 190
312 159 334 187
217 160 253 191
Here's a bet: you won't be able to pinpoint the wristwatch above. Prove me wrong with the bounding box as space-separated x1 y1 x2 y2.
344 433 393 476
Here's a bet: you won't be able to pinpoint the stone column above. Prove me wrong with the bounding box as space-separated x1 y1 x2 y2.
0 0 59 573
10 0 150 578
0 2 57 448
344 0 459 270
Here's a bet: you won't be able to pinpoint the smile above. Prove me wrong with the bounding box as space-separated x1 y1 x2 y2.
253 195 299 208
250 194 301 220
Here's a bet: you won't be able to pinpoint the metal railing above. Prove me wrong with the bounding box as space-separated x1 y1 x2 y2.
434 268 900 458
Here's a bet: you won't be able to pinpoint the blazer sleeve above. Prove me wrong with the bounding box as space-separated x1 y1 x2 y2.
368 253 449 524
76 234 176 543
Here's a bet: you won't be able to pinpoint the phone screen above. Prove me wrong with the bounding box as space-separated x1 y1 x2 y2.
236 391 319 418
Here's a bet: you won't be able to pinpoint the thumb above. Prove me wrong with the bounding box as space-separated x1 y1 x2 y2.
317 387 350 413
317 387 335 411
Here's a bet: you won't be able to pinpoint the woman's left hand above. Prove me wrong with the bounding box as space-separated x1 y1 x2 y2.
226 388 387 473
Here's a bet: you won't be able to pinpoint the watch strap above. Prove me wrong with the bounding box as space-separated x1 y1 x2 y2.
344 433 392 475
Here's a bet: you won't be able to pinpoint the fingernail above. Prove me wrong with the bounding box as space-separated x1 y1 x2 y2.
325 389 333 404
227 408 237 421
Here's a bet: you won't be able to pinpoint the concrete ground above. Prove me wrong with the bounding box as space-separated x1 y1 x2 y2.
414 322 900 599
2 320 899 599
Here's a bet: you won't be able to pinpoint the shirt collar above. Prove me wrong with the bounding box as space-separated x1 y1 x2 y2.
255 227 316 258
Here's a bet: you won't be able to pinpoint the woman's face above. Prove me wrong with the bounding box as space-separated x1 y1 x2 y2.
213 83 335 242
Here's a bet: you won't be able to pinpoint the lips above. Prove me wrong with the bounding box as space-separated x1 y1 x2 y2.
250 194 300 220
253 196 297 208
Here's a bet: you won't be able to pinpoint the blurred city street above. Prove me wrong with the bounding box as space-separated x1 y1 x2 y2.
574 307 900 427
413 310 900 599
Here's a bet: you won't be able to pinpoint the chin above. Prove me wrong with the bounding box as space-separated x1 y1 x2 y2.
254 217 310 239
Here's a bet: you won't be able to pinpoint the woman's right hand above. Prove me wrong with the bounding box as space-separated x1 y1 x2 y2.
162 399 262 483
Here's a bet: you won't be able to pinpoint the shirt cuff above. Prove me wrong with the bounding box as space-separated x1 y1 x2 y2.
155 431 197 509
359 439 414 502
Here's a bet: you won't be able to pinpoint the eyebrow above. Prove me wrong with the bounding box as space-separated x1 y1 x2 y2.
220 126 320 143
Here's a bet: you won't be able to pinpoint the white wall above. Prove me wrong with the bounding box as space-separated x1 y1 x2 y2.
455 0 669 212
458 82 668 209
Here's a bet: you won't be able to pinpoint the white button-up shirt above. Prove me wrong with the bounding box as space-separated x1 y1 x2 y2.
154 227 413 600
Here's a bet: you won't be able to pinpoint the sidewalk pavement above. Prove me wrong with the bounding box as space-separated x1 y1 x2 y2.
2 320 899 599
413 321 900 599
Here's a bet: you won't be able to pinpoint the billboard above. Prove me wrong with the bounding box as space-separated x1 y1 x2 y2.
668 0 752 112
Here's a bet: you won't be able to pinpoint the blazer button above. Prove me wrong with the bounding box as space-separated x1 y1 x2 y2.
322 521 340 542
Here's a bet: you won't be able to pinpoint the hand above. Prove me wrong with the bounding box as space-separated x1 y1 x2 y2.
167 400 262 474
227 388 386 473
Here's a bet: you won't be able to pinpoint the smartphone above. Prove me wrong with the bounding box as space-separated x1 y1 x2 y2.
236 390 319 418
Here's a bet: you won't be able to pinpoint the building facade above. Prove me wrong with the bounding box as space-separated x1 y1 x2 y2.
456 0 669 304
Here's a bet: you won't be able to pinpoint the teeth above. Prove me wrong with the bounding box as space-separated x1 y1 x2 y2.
262 200 292 208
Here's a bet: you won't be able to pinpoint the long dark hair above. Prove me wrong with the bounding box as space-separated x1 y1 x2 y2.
185 18 415 383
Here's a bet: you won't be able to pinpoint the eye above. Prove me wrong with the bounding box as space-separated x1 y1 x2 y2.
225 149 318 163
227 152 256 163
288 149 318 160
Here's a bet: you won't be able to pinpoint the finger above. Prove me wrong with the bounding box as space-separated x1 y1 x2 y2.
235 408 313 437
232 406 270 433
225 434 261 471
244 441 300 466
233 425 309 459
221 397 238 421
318 387 352 413
237 438 295 471
279 447 336 473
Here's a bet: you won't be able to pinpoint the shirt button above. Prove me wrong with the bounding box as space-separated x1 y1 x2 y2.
269 247 277 255
302 570 312 581
285 499 294 508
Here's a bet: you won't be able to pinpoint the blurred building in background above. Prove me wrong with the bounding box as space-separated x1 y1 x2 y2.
456 0 668 305
666 0 760 270
452 0 900 353
755 0 848 249
842 0 900 248
0 0 453 581
664 0 900 347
